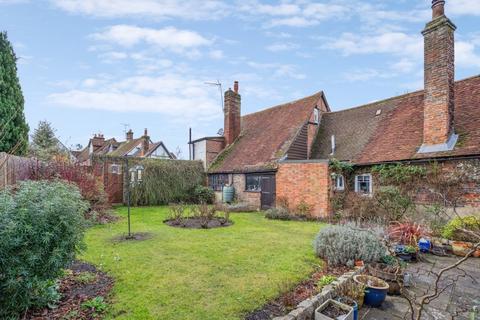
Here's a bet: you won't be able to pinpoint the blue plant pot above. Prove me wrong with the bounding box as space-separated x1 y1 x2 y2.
354 275 389 308
352 301 358 320
336 297 358 320
364 286 388 307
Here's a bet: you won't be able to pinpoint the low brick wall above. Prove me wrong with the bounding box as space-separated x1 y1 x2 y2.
273 267 364 320
276 160 331 217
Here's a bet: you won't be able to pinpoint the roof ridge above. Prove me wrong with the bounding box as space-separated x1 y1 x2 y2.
327 74 480 115
242 90 324 118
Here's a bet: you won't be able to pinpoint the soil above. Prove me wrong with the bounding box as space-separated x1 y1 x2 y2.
245 265 351 320
165 217 233 229
321 302 348 318
25 261 114 320
111 232 154 242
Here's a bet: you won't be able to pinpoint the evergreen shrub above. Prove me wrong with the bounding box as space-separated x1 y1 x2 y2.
0 180 87 318
313 225 386 267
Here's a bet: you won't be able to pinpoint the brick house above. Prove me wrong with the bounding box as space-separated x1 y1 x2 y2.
200 0 480 216
75 128 175 166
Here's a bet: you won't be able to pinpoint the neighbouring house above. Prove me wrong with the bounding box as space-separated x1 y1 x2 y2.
75 128 175 166
201 0 480 216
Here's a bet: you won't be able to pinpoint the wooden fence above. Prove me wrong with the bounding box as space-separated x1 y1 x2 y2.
0 152 40 189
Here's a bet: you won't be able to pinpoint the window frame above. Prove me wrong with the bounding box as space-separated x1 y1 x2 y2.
110 164 122 175
313 107 320 124
334 174 345 191
245 174 264 192
355 173 373 196
209 174 229 191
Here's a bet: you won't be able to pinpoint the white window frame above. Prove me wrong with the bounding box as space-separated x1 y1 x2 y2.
355 174 373 196
334 175 345 191
313 108 319 124
110 164 122 175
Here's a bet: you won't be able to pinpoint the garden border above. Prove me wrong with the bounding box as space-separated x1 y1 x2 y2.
272 266 365 320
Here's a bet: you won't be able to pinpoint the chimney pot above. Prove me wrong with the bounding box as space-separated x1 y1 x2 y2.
234 81 239 93
432 0 445 19
144 128 148 136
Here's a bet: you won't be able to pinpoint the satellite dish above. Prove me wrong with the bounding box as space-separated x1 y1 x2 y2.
217 128 224 136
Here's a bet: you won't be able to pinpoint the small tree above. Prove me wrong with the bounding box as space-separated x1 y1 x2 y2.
0 31 29 155
30 120 62 161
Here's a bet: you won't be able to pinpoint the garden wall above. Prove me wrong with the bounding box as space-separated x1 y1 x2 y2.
276 160 331 217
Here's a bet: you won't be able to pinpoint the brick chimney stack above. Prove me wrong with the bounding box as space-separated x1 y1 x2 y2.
419 0 458 153
126 129 134 141
224 81 241 146
142 128 150 156
91 133 105 152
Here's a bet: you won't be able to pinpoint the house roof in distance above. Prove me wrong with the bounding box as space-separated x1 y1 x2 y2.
311 75 480 165
209 91 327 173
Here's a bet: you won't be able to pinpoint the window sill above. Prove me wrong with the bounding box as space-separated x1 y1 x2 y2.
244 190 261 193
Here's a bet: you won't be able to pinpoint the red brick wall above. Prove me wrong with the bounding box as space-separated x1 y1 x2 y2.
232 174 261 209
206 139 225 168
276 161 331 217
422 15 456 145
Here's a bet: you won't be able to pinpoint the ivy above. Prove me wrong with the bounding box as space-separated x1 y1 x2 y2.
372 163 427 185
329 158 354 174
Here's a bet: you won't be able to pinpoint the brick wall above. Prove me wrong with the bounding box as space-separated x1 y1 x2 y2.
206 139 225 168
224 86 241 146
232 174 261 209
276 161 331 217
422 14 456 145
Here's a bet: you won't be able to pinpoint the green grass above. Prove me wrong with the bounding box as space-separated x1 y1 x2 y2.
80 206 324 320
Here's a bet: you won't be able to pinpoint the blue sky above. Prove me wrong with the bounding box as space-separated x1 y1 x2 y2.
1 0 479 158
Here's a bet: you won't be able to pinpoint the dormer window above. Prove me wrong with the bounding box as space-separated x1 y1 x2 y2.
313 107 319 124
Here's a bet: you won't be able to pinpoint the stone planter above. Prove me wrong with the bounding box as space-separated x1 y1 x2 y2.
315 299 354 320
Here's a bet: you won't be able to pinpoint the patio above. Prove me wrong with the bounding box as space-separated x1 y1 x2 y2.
360 255 480 320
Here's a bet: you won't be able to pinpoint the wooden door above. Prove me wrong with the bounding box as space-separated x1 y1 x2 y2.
260 175 276 210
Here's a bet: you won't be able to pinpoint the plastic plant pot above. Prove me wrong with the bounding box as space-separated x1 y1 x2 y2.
336 297 358 320
353 275 389 308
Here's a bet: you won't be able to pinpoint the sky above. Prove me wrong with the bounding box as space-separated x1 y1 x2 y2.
1 0 479 158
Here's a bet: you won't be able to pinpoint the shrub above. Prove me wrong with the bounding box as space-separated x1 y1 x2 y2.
387 221 430 246
130 159 205 205
0 180 88 318
167 203 186 224
192 185 215 204
265 207 291 220
313 225 386 267
442 216 480 242
296 200 312 216
191 204 217 228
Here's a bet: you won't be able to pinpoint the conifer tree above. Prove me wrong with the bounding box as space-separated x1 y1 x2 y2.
30 120 61 161
0 31 29 155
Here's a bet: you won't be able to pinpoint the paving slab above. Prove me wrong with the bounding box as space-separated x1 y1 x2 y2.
361 255 480 320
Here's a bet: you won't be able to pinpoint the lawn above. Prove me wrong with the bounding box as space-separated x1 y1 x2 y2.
80 206 324 320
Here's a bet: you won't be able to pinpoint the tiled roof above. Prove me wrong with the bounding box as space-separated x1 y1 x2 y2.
311 75 480 165
209 92 325 173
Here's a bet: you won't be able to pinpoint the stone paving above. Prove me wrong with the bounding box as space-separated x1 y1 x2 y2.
359 255 480 320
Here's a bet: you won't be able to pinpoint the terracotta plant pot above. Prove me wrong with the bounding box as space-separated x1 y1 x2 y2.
354 260 364 267
451 241 480 257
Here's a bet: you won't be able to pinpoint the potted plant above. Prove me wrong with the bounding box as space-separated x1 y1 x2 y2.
368 258 405 295
441 216 480 257
353 275 389 308
336 297 358 320
315 299 354 320
394 245 417 262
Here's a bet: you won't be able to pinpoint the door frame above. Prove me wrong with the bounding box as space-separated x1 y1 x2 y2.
260 174 276 210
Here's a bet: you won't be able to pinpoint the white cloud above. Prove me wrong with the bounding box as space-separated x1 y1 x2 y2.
448 0 480 16
265 42 298 52
48 74 221 121
247 61 306 80
91 25 212 53
323 32 422 58
343 68 394 82
50 0 228 20
391 58 416 74
456 41 480 68
209 49 224 60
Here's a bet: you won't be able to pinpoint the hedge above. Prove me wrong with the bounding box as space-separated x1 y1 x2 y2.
130 159 206 205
